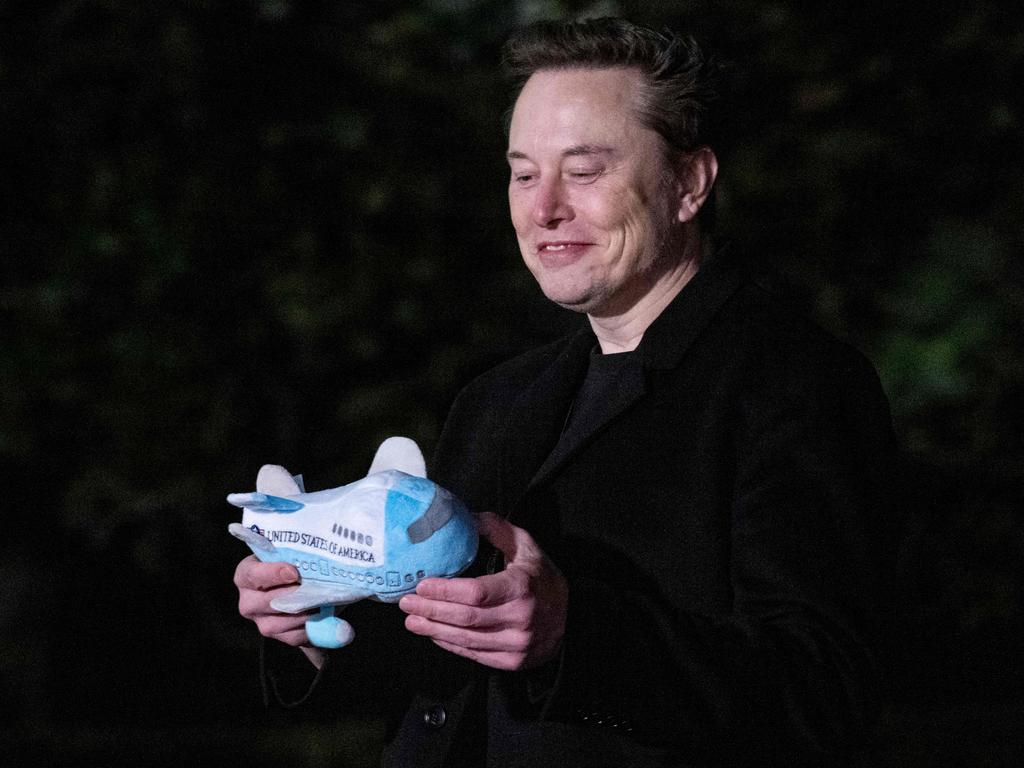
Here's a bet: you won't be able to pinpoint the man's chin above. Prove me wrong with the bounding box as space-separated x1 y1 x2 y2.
535 279 606 315
543 285 630 317
546 292 599 315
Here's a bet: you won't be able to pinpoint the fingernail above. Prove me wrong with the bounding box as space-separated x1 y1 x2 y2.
279 566 296 582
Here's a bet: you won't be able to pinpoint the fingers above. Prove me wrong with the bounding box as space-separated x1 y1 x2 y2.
429 638 527 672
253 612 310 643
234 555 310 646
238 583 305 619
400 569 536 657
233 555 299 591
405 615 529 655
399 594 487 628
400 562 563 670
476 511 542 564
238 586 311 647
399 515 568 671
413 570 525 606
400 584 530 630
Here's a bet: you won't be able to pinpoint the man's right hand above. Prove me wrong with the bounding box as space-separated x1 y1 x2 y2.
233 555 326 668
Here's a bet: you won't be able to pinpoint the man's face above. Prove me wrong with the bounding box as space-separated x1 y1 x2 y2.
507 67 685 317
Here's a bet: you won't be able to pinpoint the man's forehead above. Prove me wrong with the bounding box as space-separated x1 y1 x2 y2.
513 67 642 113
507 68 646 157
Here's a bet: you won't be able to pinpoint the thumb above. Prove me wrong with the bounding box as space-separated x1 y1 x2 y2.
475 511 542 565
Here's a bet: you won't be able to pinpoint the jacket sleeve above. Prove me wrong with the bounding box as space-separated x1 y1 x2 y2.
533 344 897 764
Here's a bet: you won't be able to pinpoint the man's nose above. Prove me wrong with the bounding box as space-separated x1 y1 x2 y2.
532 178 573 228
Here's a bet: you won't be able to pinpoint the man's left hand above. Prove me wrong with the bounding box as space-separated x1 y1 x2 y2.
399 511 568 671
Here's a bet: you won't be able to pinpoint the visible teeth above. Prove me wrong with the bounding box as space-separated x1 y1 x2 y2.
545 244 567 251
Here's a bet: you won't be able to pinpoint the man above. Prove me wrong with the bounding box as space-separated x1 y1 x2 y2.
234 17 896 767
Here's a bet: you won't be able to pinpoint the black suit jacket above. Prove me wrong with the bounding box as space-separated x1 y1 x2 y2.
276 257 897 768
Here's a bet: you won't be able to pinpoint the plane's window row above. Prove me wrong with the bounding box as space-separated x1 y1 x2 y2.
331 523 373 547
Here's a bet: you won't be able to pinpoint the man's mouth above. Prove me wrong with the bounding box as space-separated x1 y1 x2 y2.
537 241 590 252
535 241 591 267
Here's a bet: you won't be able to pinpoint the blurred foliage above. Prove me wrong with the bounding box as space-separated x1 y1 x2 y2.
1 0 1021 765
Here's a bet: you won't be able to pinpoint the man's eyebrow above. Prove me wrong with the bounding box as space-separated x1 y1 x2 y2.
563 144 614 157
506 144 615 161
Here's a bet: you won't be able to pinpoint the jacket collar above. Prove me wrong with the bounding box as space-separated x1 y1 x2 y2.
634 252 743 371
502 254 744 504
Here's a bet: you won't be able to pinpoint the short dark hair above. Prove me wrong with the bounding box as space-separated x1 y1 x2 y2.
502 17 721 156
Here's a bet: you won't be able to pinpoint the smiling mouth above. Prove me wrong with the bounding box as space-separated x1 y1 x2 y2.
537 241 591 252
535 241 591 267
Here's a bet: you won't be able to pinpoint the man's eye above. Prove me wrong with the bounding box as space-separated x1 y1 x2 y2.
513 173 535 184
569 169 601 181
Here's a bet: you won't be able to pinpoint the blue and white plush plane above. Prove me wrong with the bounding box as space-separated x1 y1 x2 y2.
228 437 478 649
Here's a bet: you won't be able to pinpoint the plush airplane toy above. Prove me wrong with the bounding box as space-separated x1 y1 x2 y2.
227 437 478 649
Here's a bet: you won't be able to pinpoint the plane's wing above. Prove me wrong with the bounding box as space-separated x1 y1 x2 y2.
228 522 274 554
226 492 304 513
270 581 368 613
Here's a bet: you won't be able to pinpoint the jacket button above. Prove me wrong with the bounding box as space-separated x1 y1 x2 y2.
422 704 447 729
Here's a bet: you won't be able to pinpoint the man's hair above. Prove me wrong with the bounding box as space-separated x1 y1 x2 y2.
502 17 721 155
502 17 723 230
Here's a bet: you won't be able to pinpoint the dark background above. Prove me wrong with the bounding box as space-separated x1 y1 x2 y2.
2 1 1021 765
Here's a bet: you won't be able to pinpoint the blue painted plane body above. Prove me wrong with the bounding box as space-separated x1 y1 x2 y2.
228 438 477 648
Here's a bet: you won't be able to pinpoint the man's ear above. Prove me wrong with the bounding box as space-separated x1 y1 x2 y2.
675 147 718 223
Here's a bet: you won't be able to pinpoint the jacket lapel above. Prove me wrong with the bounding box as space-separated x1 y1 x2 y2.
500 325 594 510
529 357 646 490
638 254 744 373
501 255 744 506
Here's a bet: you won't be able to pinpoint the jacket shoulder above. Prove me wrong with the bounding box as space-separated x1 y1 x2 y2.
714 278 878 378
704 277 895 452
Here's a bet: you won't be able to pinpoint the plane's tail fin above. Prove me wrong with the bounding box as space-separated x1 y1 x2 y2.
256 464 304 495
367 436 426 478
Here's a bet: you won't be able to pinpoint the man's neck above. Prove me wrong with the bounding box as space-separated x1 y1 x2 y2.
588 251 701 354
